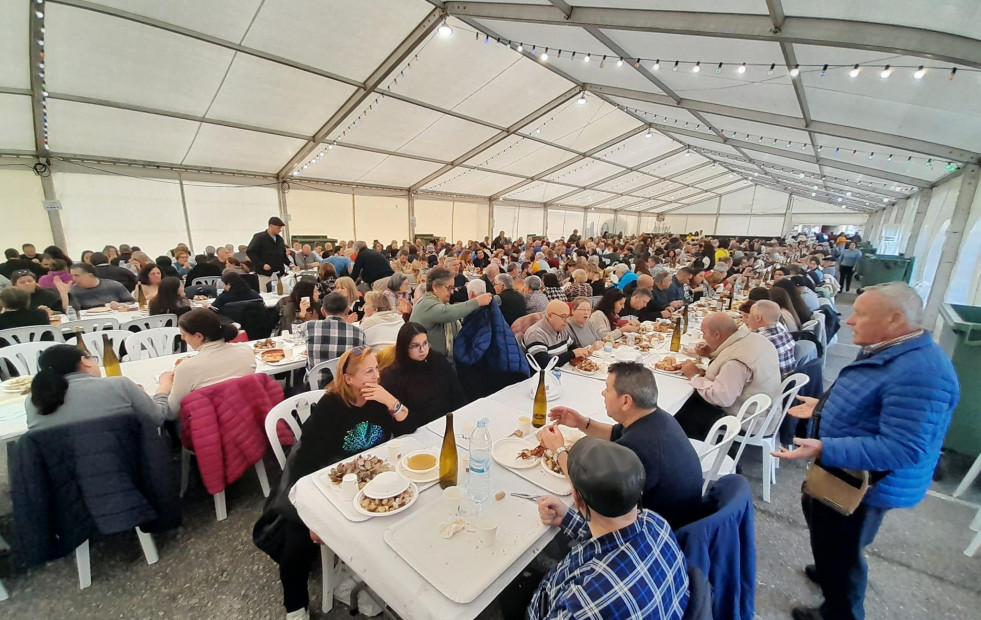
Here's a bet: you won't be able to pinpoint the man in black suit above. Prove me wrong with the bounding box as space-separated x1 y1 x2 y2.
246 216 289 292
492 273 528 326
89 252 138 292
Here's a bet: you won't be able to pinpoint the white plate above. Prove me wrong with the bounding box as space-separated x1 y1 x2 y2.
352 482 419 518
650 352 693 375
0 377 32 393
400 450 439 477
492 437 539 469
83 306 111 314
540 456 564 478
397 459 439 484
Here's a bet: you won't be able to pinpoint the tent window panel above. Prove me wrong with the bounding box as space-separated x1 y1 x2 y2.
413 199 453 240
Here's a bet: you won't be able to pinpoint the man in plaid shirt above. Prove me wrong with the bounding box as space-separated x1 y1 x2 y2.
530 438 689 619
748 300 796 377
297 292 365 369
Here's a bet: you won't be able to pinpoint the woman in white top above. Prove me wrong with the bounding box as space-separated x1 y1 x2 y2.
588 288 638 341
360 291 405 330
156 308 256 419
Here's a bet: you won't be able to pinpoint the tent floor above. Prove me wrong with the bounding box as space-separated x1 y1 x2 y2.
0 295 979 619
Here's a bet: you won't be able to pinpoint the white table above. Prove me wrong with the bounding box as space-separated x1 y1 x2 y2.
0 336 307 444
291 429 570 619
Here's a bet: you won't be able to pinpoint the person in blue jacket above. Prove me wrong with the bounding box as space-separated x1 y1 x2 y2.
774 282 959 620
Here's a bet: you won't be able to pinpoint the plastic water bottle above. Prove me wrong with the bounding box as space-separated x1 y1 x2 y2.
468 418 492 505
66 306 78 322
552 369 562 387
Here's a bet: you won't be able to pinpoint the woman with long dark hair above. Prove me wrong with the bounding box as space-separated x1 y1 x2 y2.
770 286 803 331
148 276 191 317
589 288 638 340
380 322 467 432
772 278 813 325
154 308 255 419
137 263 164 301
27 344 168 428
211 271 261 312
277 280 321 334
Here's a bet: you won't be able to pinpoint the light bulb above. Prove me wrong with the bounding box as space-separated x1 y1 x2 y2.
517 43 523 52
584 54 590 63
913 66 925 79
535 128 541 134
790 65 800 77
437 23 452 37
820 64 828 77
692 61 700 73
768 63 775 75
672 60 679 71
541 49 549 62
617 57 623 67
880 65 892 78
645 129 653 138
577 94 587 105
849 64 861 78
883 198 889 203
846 192 852 197
653 59 660 70
738 63 747 74
716 62 723 74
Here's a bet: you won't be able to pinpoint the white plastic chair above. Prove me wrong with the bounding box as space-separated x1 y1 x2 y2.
262 390 336 612
124 327 182 360
179 448 270 522
731 374 810 502
74 528 158 589
697 415 742 494
0 342 57 379
363 321 402 347
120 314 178 332
58 317 120 336
0 578 7 601
264 391 323 468
0 325 64 345
70 329 131 364
953 451 981 555
965 506 981 557
305 357 341 391
190 276 223 288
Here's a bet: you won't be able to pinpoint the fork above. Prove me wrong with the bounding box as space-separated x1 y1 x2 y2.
511 492 544 503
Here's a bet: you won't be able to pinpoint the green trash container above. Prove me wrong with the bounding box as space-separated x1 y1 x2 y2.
939 303 981 457
856 254 915 286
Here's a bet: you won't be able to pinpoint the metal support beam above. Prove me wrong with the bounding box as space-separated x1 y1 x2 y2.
178 174 194 254
923 165 979 328
277 182 291 245
445 3 981 69
903 189 933 255
408 193 416 240
487 198 494 240
279 8 443 177
584 84 976 162
781 192 795 237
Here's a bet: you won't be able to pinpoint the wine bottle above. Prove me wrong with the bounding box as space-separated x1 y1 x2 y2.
439 412 458 489
137 284 147 310
102 333 122 377
276 275 284 296
670 317 682 353
532 369 547 428
74 328 91 357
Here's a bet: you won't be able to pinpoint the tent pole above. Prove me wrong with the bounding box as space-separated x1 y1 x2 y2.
923 164 979 329
351 194 357 241
178 174 194 255
903 189 933 256
277 182 291 246
487 199 493 241
781 193 794 237
407 193 416 242
38 172 67 251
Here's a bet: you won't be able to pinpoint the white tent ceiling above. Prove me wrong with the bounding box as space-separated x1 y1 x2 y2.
3 0 980 216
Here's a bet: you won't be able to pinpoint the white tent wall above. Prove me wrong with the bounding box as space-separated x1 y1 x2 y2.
787 197 869 229
585 210 615 238
414 198 455 240
546 208 585 239
355 195 409 245
0 168 53 253
287 189 356 241
948 177 981 305
52 172 187 259
909 177 960 288
450 200 490 243
183 183 279 254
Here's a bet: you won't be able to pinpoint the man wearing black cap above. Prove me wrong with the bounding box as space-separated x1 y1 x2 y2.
529 438 690 619
247 217 289 292
546 361 704 528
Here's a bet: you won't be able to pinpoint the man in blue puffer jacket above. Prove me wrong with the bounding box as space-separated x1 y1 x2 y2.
774 282 959 620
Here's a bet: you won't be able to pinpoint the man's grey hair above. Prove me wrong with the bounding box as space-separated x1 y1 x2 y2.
614 263 629 277
354 240 367 252
651 267 671 286
525 275 542 290
466 279 486 296
866 282 924 328
608 361 659 410
224 244 234 251
587 255 600 265
387 272 408 293
495 273 514 289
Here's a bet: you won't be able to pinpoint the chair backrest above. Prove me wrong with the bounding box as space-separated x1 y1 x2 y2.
306 357 341 391
698 415 742 491
0 341 57 379
264 391 324 468
58 317 121 336
589 296 602 309
363 321 402 347
0 325 65 346
793 340 818 367
190 276 223 288
124 327 182 360
511 312 543 336
183 284 217 299
802 317 826 349
71 329 132 364
120 314 178 333
731 393 771 428
752 373 810 439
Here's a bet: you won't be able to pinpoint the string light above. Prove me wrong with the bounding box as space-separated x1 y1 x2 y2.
737 62 747 74
437 21 452 37
820 64 828 77
913 66 926 79
950 67 957 80
790 65 800 77
880 65 892 78
672 60 679 71
541 48 549 62
692 61 701 73
645 127 653 138
768 63 775 75
583 53 590 63
849 64 861 78
617 57 623 67
653 59 660 70
516 43 523 52
577 93 587 105
716 62 723 74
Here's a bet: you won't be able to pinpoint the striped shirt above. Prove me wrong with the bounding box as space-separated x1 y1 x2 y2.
524 318 577 369
756 324 796 377
529 508 689 620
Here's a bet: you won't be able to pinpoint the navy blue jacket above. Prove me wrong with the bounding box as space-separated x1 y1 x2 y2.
454 300 530 376
9 413 181 567
675 475 756 620
819 331 958 508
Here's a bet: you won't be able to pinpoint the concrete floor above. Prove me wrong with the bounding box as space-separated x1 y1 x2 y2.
0 293 979 619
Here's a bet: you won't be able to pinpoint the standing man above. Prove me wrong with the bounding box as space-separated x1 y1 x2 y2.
774 283 958 620
247 217 288 292
350 241 394 286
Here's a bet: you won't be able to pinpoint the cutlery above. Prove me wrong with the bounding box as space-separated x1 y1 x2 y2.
510 492 544 503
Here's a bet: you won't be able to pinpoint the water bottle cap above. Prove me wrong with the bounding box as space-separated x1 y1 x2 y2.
477 418 488 428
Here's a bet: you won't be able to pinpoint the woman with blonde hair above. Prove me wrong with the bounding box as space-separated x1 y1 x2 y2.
564 268 593 301
333 276 364 321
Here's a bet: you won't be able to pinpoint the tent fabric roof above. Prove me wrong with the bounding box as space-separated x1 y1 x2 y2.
3 0 980 216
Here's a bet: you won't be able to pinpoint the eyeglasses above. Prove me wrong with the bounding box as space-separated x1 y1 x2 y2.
408 340 430 351
342 346 366 373
82 355 99 362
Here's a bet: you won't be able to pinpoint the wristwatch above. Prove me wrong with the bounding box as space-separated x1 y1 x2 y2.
389 401 403 417
555 446 570 459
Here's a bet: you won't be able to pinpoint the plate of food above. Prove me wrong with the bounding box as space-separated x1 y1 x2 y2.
257 349 289 364
327 454 393 490
353 473 418 517
492 437 540 469
0 376 32 394
253 338 277 351
84 306 111 314
569 356 600 374
652 354 686 374
193 295 210 301
541 450 564 478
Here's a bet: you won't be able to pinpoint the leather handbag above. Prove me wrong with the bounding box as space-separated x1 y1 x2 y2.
801 391 872 516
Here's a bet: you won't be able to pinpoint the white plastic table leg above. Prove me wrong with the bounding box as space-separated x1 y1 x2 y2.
75 540 91 589
321 546 338 613
965 510 981 557
136 528 158 565
214 491 227 521
953 452 981 498
762 450 772 503
255 460 271 498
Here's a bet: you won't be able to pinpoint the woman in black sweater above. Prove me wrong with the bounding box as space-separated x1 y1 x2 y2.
380 322 468 433
211 271 261 312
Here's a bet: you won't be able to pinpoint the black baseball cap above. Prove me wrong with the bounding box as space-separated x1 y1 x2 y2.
268 216 285 227
567 437 646 518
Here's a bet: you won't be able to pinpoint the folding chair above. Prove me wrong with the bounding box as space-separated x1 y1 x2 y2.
0 325 64 346
0 342 57 379
305 357 341 391
124 327 182 360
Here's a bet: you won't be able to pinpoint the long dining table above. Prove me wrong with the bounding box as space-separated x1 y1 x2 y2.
290 367 698 619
